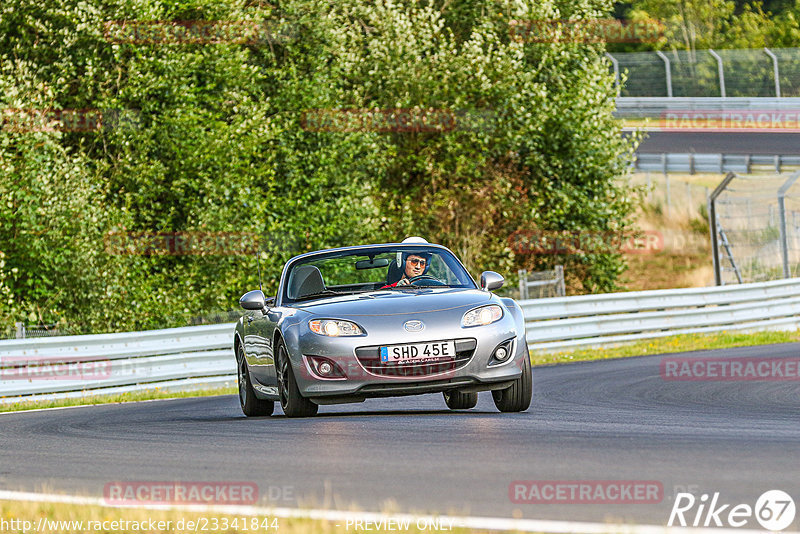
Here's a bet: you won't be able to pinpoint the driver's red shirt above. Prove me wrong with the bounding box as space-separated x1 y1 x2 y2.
380 281 400 289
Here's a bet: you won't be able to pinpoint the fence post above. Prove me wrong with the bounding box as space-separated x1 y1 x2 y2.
15 322 25 339
518 269 528 300
764 48 781 98
709 49 726 98
778 172 800 278
555 265 565 297
709 172 737 286
655 50 673 97
606 53 620 89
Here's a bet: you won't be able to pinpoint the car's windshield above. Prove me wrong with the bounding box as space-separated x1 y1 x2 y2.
282 246 476 303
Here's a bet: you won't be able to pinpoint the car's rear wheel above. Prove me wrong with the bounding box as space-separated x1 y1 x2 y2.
276 341 318 418
237 344 274 417
492 350 532 413
443 390 478 410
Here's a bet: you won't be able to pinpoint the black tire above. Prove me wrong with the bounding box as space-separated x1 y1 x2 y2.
237 344 274 417
276 341 318 418
492 350 532 413
443 390 478 410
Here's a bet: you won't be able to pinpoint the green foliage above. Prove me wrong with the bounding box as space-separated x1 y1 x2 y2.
0 0 635 332
621 0 800 51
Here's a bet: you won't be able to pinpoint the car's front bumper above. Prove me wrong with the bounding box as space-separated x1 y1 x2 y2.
291 317 527 402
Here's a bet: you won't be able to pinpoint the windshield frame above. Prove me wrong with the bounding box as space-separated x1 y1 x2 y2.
277 243 478 306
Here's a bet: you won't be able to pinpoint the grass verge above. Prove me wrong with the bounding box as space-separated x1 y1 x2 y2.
530 329 800 366
0 499 481 534
0 386 237 414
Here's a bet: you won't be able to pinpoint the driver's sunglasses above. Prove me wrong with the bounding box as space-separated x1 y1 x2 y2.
407 258 427 266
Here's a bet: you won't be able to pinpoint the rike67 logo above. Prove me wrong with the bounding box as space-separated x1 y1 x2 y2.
669 490 796 530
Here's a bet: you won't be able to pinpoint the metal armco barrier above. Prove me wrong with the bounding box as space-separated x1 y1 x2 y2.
634 153 800 174
521 277 800 351
0 323 237 404
615 97 800 117
3 278 800 403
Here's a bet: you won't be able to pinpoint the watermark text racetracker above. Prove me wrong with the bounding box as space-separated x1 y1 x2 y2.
103 481 294 505
509 18 664 43
300 108 498 133
509 229 665 255
103 20 295 45
1 356 111 381
104 231 260 256
661 109 800 131
0 108 140 133
104 482 259 505
661 357 800 381
510 480 663 504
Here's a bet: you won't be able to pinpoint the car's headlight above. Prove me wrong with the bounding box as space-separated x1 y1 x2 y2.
461 305 503 327
309 319 364 337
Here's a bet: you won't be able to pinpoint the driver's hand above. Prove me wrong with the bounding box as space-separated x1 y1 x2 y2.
397 278 411 286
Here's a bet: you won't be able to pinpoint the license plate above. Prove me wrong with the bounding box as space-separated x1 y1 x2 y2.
380 340 456 364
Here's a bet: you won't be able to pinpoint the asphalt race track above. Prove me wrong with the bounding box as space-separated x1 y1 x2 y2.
632 131 800 154
2 343 800 528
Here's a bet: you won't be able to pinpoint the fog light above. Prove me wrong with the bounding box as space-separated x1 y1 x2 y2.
495 347 509 361
318 361 333 375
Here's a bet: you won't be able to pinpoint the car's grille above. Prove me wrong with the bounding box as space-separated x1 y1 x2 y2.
354 338 477 377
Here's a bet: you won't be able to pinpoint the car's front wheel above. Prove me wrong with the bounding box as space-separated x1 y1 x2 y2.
237 344 274 417
276 340 318 418
443 390 478 410
492 349 532 413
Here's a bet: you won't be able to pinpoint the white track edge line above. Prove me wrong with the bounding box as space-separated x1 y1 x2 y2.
0 490 778 534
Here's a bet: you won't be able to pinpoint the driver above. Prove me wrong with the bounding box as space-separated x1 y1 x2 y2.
382 252 431 288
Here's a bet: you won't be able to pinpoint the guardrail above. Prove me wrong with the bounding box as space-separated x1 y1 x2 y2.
634 153 800 174
3 278 800 404
520 277 800 351
0 323 237 405
616 97 800 117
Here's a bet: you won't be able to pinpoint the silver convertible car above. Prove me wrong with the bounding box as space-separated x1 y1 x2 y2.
234 240 532 417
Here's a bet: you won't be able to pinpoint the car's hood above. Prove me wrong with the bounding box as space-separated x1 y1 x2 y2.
294 288 495 316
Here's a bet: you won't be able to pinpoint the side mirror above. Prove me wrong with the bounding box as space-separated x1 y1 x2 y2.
480 271 504 292
240 290 267 311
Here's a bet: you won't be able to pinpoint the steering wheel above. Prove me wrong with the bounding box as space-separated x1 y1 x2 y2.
406 274 446 287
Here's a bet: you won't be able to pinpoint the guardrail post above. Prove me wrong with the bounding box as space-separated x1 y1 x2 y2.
518 269 528 300
778 172 800 278
15 322 25 339
606 53 620 89
709 172 737 285
655 51 673 97
764 48 781 97
555 265 565 297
